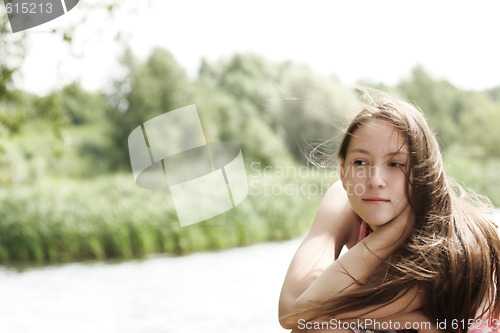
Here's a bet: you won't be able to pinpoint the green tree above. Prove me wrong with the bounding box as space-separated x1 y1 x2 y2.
0 1 129 181
107 48 294 169
105 47 191 170
397 65 463 149
486 85 500 102
458 91 500 157
199 52 288 131
398 65 500 158
276 65 359 162
0 12 26 136
192 78 293 167
58 82 107 125
199 53 359 164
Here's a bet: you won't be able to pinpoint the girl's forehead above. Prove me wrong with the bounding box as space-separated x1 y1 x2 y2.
348 119 407 154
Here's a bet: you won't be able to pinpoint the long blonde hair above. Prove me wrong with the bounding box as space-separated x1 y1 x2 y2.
297 89 500 333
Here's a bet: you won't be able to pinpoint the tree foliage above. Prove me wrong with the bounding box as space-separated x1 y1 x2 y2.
398 65 500 158
276 65 359 162
60 82 107 125
199 53 287 130
106 49 295 170
397 66 463 148
105 47 191 170
2 32 500 203
199 53 359 163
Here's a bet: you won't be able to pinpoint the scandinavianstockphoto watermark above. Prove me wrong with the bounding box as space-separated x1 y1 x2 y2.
248 162 338 199
128 105 248 227
3 0 79 33
247 162 394 199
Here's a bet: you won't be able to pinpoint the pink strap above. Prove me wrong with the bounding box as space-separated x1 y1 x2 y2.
357 221 373 243
357 221 365 243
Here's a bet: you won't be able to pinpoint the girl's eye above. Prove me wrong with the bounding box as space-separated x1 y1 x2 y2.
353 160 367 166
389 162 405 168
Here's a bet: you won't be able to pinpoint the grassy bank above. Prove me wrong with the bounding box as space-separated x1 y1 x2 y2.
2 150 499 267
443 149 500 207
0 169 335 265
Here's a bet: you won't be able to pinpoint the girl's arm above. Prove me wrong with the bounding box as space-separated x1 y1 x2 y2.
279 180 361 330
296 203 420 320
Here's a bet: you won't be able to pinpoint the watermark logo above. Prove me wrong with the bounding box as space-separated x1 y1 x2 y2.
248 162 337 199
128 105 248 227
4 0 79 33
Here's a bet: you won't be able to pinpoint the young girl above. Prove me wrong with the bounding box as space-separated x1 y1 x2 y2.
278 89 500 333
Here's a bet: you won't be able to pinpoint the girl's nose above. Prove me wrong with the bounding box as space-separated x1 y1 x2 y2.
367 166 386 189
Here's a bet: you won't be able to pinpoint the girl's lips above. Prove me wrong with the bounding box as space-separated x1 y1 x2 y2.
362 197 390 203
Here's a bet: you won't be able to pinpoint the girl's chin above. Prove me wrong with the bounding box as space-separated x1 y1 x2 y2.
364 218 392 230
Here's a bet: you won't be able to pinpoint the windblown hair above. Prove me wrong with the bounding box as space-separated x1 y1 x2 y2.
298 89 500 333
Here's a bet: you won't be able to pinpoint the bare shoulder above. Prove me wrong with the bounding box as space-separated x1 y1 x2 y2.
278 180 362 328
308 180 361 248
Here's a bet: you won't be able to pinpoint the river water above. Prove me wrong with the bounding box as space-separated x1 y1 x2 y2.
0 238 301 333
1 212 499 333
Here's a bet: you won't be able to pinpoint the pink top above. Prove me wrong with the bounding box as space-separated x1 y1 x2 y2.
357 220 373 243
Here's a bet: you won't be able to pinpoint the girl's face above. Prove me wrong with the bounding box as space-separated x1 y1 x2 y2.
340 119 411 230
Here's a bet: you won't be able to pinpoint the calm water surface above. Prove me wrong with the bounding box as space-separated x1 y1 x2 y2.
0 238 300 333
1 211 498 333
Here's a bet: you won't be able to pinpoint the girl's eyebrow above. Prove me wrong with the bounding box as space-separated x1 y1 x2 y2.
348 148 409 157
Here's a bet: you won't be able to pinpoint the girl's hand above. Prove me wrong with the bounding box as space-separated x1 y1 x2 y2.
295 199 422 319
366 203 414 254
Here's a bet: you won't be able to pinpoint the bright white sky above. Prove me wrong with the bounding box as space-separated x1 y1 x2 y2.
10 0 500 95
